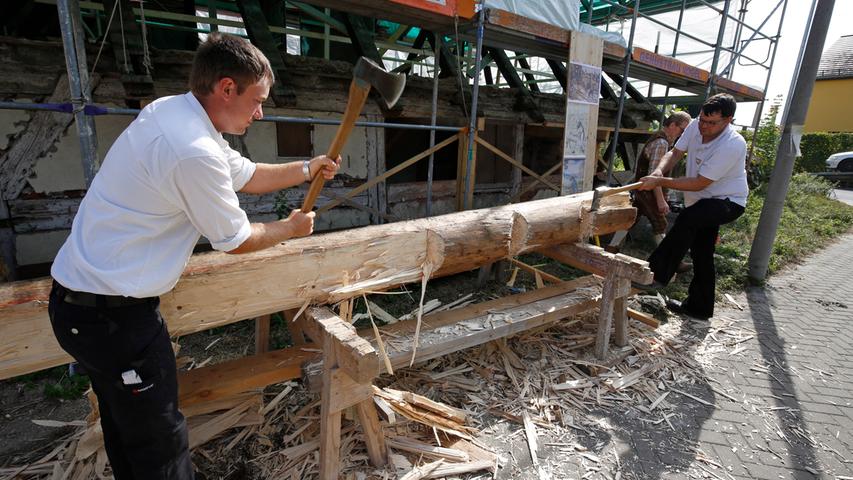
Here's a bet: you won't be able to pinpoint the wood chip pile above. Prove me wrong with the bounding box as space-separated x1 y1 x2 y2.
3 291 762 479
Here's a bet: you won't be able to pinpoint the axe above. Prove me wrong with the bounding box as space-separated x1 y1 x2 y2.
589 181 643 212
301 57 406 213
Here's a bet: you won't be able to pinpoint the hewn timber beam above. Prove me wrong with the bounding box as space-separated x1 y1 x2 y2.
307 306 379 383
514 53 540 93
0 193 635 380
343 14 384 67
487 47 544 123
237 0 294 106
537 242 653 284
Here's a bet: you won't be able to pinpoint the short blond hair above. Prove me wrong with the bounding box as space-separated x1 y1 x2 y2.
189 33 274 96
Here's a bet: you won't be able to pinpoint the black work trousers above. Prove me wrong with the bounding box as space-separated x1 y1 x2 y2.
48 281 194 480
648 198 745 318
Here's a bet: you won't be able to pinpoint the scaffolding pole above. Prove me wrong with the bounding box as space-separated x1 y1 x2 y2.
721 0 786 78
464 4 485 210
605 0 640 186
747 0 831 282
705 0 732 98
426 35 441 216
57 0 98 187
660 0 688 124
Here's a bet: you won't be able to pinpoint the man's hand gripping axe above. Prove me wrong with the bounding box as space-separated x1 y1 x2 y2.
301 57 406 213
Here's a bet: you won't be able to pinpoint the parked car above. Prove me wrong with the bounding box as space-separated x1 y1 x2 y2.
826 151 853 172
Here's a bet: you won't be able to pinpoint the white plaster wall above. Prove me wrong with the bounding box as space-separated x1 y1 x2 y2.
29 113 133 193
0 108 29 150
243 119 279 163
311 114 369 178
16 230 69 265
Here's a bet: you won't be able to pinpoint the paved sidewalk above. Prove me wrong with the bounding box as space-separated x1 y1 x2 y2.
696 231 853 480
611 231 853 480
493 231 853 480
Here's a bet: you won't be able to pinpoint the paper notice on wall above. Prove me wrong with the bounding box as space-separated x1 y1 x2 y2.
562 155 586 195
567 62 601 105
564 102 589 157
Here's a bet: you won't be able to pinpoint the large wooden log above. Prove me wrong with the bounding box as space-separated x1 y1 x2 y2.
0 192 634 380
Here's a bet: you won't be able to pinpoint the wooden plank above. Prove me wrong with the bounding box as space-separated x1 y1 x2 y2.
632 47 709 83
594 267 620 359
319 335 342 480
456 127 469 211
627 307 659 329
178 346 318 409
308 306 380 383
327 368 373 412
372 278 602 368
714 75 764 100
254 314 271 354
365 114 388 224
537 242 653 284
484 7 570 45
613 291 628 347
475 136 559 192
317 131 461 214
510 162 561 203
568 31 604 193
356 399 388 466
464 128 479 210
508 258 561 284
509 124 524 200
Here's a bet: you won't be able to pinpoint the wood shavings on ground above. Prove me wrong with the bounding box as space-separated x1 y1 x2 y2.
4 286 771 479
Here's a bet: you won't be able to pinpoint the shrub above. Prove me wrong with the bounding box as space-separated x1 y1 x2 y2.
798 132 853 173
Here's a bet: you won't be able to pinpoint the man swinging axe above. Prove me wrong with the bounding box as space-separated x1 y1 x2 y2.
49 33 350 479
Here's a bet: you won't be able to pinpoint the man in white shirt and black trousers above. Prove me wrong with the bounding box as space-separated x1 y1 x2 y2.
635 93 748 320
48 33 340 479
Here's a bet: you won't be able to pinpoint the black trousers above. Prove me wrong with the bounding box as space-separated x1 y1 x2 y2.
48 281 194 480
648 198 745 318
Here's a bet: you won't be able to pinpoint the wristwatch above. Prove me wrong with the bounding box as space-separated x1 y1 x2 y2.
302 160 312 182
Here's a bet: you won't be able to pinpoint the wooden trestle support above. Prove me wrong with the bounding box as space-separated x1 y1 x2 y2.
0 190 655 476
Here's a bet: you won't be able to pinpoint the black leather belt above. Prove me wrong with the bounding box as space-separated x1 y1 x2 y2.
58 286 154 308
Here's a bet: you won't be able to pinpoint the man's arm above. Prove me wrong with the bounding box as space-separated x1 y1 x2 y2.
645 139 670 214
639 174 713 192
650 147 685 177
227 210 315 254
240 154 340 194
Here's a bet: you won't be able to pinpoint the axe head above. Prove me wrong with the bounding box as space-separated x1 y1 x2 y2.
353 57 406 108
589 187 604 213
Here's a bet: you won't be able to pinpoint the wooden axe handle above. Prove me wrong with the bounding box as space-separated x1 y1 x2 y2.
600 181 644 197
301 80 371 213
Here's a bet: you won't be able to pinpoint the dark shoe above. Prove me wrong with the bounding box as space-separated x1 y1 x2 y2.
665 298 710 320
676 262 692 273
631 280 665 292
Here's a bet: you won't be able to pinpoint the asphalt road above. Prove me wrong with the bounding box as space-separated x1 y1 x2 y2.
833 188 853 206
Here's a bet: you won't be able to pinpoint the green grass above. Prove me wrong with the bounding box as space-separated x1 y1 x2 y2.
9 365 91 400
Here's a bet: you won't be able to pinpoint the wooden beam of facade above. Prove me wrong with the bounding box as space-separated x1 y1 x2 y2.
343 13 384 66
486 47 545 123
474 136 560 192
0 192 635 380
237 0 294 105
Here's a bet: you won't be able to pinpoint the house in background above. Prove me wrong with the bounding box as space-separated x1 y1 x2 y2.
804 34 853 133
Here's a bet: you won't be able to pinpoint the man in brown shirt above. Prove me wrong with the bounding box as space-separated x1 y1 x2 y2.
607 111 691 251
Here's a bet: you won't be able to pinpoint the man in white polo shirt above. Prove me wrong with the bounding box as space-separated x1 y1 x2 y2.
636 93 748 320
48 33 339 479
